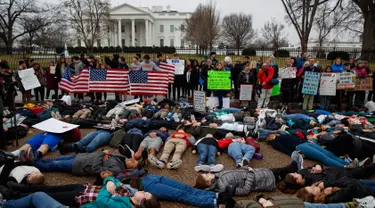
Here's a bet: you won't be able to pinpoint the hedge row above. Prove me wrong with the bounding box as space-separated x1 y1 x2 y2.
55 46 177 54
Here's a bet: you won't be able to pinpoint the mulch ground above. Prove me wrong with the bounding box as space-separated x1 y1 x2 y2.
6 128 321 207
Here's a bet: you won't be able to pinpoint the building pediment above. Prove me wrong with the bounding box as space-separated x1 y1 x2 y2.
111 3 151 15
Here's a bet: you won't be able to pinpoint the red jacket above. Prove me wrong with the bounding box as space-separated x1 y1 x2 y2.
257 67 274 89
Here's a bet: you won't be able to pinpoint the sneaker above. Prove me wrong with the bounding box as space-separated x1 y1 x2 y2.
236 163 242 168
148 155 165 169
57 140 65 155
359 157 371 167
345 158 359 168
194 165 211 172
118 145 134 158
241 158 249 167
209 164 224 173
55 111 62 120
291 151 304 171
23 148 34 161
167 160 182 170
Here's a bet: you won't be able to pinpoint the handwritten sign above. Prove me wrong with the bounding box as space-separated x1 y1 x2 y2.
302 71 320 95
32 118 79 133
353 78 373 91
279 67 297 79
207 97 230 109
193 91 206 113
18 68 41 90
239 84 253 101
167 59 185 75
319 73 337 96
337 72 356 89
207 71 231 90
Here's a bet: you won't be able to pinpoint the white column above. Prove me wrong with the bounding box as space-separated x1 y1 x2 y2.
118 19 122 47
149 21 152 46
131 19 135 47
145 19 149 46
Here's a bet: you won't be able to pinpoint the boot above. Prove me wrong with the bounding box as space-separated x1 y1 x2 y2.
57 140 72 155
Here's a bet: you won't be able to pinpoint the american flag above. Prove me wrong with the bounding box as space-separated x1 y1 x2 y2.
128 70 169 96
159 62 175 84
89 68 128 93
59 67 89 93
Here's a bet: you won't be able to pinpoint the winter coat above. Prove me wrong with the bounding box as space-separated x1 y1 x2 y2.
232 64 243 86
45 67 58 89
140 61 160 71
74 60 85 75
72 152 126 176
354 67 368 78
322 177 375 203
234 196 304 208
184 66 200 87
207 168 275 196
237 69 257 86
34 68 46 86
257 67 275 89
331 64 344 73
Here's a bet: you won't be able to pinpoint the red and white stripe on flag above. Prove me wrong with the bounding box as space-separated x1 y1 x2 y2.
159 62 175 84
59 69 89 93
129 71 169 96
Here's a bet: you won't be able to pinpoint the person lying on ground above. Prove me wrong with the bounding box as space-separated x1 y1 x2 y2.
278 161 375 193
0 157 44 187
33 150 139 176
296 177 375 204
0 192 67 208
194 152 303 196
191 133 224 173
226 136 256 168
266 133 351 167
149 125 195 170
144 126 170 142
9 128 81 159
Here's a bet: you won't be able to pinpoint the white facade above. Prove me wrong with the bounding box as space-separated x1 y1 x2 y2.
75 4 191 48
290 40 362 50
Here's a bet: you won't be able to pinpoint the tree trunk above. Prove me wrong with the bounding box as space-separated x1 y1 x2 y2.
6 40 13 54
360 11 375 61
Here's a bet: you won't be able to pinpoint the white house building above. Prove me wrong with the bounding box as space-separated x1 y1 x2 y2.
75 3 191 48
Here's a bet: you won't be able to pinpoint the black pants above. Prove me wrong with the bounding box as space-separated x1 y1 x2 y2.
168 84 172 99
270 161 298 183
18 184 85 207
0 108 4 149
348 163 375 179
355 91 366 107
47 88 58 99
33 86 45 101
173 83 184 100
122 134 144 151
95 92 107 101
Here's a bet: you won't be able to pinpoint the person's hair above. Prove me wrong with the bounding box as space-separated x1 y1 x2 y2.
215 62 223 69
334 57 342 65
344 63 351 67
160 126 168 131
19 60 25 66
194 174 209 189
249 61 257 69
303 61 310 67
120 56 126 62
143 55 150 60
142 195 160 208
341 118 350 126
325 66 332 72
176 124 185 131
72 56 80 61
356 60 364 69
157 53 163 58
210 52 216 56
29 173 45 185
244 56 249 59
296 187 314 202
133 56 139 61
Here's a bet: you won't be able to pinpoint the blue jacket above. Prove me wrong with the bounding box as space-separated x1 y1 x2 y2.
296 58 306 70
331 64 344 73
127 128 143 136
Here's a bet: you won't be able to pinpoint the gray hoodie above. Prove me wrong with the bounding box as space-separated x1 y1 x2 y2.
140 61 161 71
72 152 126 176
74 60 85 75
130 62 141 71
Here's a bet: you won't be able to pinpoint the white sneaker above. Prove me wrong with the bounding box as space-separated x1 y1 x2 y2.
194 165 211 172
209 164 224 173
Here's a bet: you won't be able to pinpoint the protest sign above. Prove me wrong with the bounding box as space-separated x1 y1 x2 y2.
319 73 337 96
193 91 206 112
271 83 281 96
122 98 140 106
353 78 373 91
18 68 41 90
302 71 320 95
337 72 356 89
207 71 231 90
279 67 297 79
239 84 253 101
167 59 185 75
32 118 79 133
207 97 230 109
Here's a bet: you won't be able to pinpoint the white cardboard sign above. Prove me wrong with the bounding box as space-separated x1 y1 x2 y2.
18 68 41 90
32 118 79 133
239 84 253 101
167 59 185 75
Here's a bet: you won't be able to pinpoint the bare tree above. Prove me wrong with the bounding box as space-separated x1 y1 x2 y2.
64 0 110 52
222 13 255 54
185 0 220 52
281 0 327 54
261 18 287 50
0 0 51 53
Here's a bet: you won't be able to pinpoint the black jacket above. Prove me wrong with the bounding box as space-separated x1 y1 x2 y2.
237 69 257 86
231 64 243 86
323 177 375 203
184 66 200 86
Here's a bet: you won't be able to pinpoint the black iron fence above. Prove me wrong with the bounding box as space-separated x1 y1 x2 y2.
0 46 373 69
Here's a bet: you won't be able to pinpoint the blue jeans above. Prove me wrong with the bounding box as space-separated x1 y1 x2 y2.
320 96 332 110
143 175 216 208
304 202 345 208
3 192 65 208
360 179 375 191
258 128 289 141
34 155 76 172
220 108 240 113
227 143 255 164
74 130 112 152
296 143 349 167
282 114 315 122
197 143 217 165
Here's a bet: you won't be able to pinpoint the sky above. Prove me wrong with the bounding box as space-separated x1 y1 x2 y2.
45 0 314 45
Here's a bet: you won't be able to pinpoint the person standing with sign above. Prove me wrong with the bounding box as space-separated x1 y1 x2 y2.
301 57 321 110
201 59 214 97
237 62 257 103
213 62 227 109
14 60 31 104
354 61 368 108
319 66 333 110
257 63 274 108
